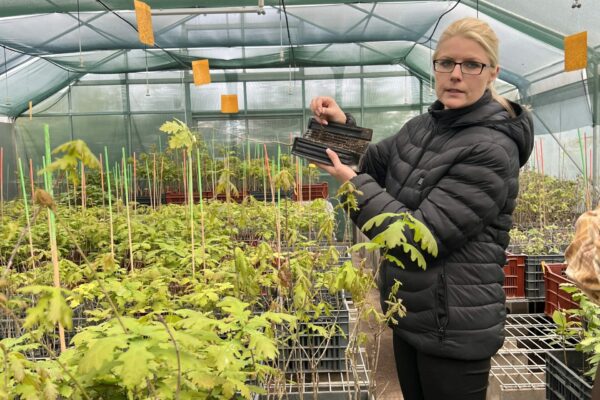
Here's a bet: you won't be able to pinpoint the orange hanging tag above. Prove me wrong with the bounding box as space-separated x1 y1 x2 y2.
29 101 33 120
564 31 587 72
134 0 155 46
221 94 239 113
192 59 211 86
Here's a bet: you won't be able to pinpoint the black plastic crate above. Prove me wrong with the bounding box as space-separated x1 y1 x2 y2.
135 193 166 205
546 350 592 400
277 344 348 372
275 292 350 372
525 254 565 299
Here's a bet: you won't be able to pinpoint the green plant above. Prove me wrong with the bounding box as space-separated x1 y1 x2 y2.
2 195 370 398
514 170 583 228
560 284 600 378
351 212 438 269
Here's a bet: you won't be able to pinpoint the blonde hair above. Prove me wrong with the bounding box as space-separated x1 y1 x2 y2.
433 17 516 117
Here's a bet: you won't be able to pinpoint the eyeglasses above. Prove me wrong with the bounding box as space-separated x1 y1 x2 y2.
433 59 489 75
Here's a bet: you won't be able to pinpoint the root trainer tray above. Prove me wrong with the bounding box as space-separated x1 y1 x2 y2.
292 118 373 167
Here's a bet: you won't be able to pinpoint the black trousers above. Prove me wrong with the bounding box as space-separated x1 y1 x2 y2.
592 364 600 400
393 333 492 400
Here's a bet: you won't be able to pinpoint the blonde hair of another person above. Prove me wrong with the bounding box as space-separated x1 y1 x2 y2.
433 17 516 118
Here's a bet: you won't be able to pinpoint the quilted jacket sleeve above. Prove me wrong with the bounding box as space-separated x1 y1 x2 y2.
350 140 514 257
358 134 395 188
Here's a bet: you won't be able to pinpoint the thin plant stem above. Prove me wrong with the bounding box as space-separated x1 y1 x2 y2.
156 314 181 400
2 208 42 276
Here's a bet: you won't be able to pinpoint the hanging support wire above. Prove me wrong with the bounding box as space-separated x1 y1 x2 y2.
3 46 9 106
279 0 296 95
145 46 150 96
77 0 83 67
279 0 284 63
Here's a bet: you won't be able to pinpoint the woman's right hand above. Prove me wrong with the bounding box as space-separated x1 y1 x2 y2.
309 96 346 125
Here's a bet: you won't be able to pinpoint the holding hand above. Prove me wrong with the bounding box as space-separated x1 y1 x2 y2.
308 96 357 183
316 148 357 184
309 96 346 125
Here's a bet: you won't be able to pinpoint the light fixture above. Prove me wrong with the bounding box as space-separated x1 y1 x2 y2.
153 0 265 15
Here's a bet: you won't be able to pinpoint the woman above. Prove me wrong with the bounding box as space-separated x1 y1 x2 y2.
310 18 534 400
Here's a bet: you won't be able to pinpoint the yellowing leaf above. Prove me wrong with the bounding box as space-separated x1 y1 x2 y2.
159 119 196 150
48 290 73 330
9 354 26 382
43 380 59 400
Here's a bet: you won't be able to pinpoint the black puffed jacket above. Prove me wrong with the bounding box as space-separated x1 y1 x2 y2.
348 90 534 360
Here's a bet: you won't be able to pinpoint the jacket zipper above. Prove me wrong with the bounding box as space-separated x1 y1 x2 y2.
438 262 449 342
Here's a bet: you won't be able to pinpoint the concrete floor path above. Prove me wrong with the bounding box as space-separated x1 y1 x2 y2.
360 288 404 400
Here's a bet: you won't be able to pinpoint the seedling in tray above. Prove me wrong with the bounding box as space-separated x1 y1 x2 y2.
292 118 373 168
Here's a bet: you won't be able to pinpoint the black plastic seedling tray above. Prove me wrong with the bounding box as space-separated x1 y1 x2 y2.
292 118 373 167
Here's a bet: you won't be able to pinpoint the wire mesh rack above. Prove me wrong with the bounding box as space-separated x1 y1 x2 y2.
490 314 579 394
260 347 371 400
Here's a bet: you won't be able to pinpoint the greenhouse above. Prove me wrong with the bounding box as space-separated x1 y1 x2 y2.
1 0 599 399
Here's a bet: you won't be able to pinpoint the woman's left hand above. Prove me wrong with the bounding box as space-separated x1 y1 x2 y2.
315 148 357 183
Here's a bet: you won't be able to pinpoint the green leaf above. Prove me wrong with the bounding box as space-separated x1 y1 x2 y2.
371 220 407 249
248 332 278 360
361 213 399 232
207 343 238 372
398 242 427 269
384 254 405 268
217 296 251 320
260 312 297 328
406 214 438 256
15 382 39 400
116 341 155 391
58 385 74 398
79 336 127 374
552 310 567 327
349 242 381 253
